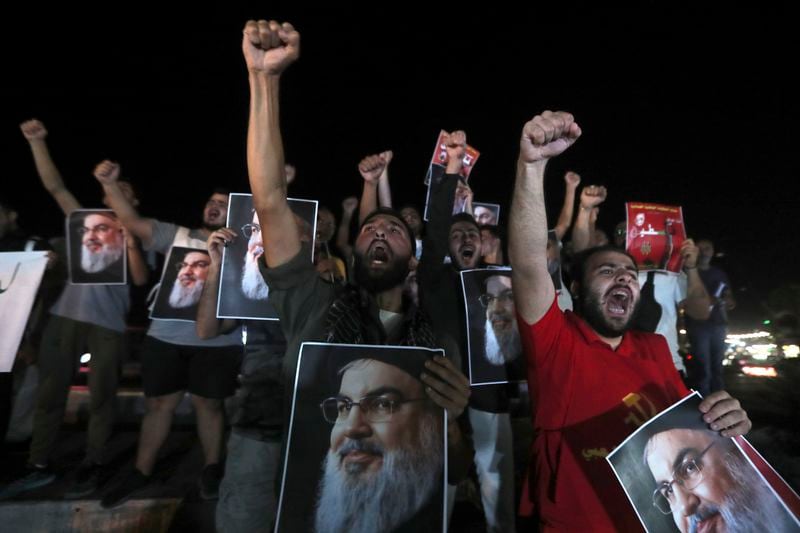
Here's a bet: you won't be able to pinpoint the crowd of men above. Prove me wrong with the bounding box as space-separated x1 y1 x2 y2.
0 16 762 533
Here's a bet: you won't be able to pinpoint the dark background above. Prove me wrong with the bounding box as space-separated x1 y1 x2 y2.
4 5 796 331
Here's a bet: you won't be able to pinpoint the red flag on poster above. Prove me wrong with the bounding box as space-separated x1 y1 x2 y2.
427 129 480 182
625 202 686 273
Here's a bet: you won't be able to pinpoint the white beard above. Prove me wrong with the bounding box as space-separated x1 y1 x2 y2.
81 242 122 273
483 318 521 366
314 414 443 533
168 278 204 308
241 254 269 300
712 450 798 533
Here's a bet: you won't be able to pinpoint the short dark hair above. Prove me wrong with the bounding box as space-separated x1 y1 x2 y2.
209 188 231 198
570 245 638 289
479 224 503 240
399 204 421 216
449 212 480 233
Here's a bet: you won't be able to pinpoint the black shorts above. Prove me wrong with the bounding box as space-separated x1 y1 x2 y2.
140 336 242 399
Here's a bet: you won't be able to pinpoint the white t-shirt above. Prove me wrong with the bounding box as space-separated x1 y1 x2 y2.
638 271 687 373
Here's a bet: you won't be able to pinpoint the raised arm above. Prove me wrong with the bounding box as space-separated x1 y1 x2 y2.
124 228 150 286
510 111 581 324
197 228 239 339
680 238 712 320
417 131 465 282
94 161 156 248
244 19 302 268
571 184 607 253
336 196 358 262
553 171 581 240
357 152 390 225
20 119 81 215
377 150 393 208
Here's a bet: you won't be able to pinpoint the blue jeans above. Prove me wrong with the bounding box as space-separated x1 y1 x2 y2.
688 324 727 396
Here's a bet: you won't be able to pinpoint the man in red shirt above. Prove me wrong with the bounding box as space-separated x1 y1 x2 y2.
507 111 752 531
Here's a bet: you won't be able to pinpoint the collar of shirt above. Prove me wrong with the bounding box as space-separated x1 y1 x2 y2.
565 310 636 357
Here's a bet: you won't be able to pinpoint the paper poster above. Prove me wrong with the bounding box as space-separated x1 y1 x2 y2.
0 252 48 372
625 203 686 273
459 267 526 386
150 246 209 322
217 193 318 320
276 342 447 533
607 392 800 533
472 202 501 227
66 209 127 285
423 131 480 221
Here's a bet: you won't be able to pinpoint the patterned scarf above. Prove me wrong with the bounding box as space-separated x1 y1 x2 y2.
324 285 437 348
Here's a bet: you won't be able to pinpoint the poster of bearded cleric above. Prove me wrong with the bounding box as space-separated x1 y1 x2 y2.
217 193 317 320
607 393 800 533
459 267 525 385
472 202 501 227
66 209 126 284
150 246 210 321
625 203 686 273
276 343 447 533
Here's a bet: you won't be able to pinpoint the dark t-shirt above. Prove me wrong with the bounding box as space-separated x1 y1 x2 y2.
686 266 731 326
230 320 287 442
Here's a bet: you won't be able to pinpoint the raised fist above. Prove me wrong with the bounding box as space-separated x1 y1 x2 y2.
242 19 300 75
20 119 48 141
93 160 121 185
519 111 581 164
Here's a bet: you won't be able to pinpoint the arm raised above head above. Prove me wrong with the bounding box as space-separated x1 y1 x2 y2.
20 119 81 215
243 19 302 268
509 111 581 325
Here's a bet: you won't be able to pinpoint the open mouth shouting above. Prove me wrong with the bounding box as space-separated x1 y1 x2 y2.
604 285 633 318
458 243 477 264
367 240 392 267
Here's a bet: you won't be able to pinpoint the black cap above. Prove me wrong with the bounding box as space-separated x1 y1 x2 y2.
324 345 433 393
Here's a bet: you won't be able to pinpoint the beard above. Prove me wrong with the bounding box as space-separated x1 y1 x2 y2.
81 242 123 273
314 413 443 533
706 450 798 533
353 248 409 293
241 253 269 300
579 287 640 338
168 278 204 308
484 317 522 366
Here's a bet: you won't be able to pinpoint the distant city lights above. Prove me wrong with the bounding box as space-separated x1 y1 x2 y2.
741 366 778 378
782 345 799 359
726 331 772 341
746 344 777 360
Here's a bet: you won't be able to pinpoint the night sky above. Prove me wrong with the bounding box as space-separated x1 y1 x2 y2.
4 5 797 330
